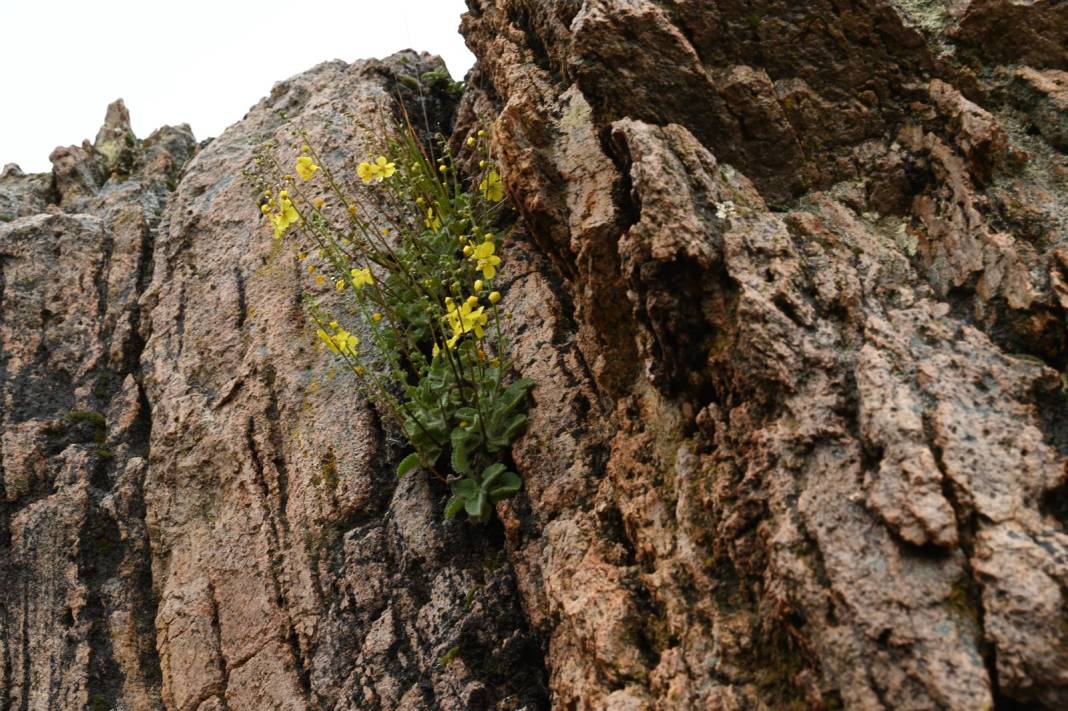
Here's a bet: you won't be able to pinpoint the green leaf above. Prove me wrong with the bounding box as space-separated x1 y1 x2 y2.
465 491 487 519
488 471 522 501
453 478 478 498
480 463 507 488
454 407 479 422
444 495 466 520
450 428 474 474
396 452 421 479
501 413 528 442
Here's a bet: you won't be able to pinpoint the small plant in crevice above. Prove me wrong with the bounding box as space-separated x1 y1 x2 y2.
246 111 532 523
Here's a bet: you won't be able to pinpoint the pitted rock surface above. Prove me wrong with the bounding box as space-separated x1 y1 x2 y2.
3 1 1068 709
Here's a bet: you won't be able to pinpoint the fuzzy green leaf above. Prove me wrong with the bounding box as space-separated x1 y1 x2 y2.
465 491 487 519
480 463 507 488
488 471 522 502
396 452 421 479
444 495 466 520
450 428 475 474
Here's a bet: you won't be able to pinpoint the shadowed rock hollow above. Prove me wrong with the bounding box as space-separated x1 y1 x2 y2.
2 1 1068 709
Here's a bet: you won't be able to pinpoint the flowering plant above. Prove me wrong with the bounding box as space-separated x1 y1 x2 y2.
248 117 531 522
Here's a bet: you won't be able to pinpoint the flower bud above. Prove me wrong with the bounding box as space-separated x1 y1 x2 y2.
488 291 501 304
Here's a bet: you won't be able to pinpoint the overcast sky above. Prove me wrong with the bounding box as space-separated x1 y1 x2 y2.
0 1 475 173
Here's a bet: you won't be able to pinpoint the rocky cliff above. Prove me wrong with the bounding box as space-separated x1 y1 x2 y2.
2 1 1068 709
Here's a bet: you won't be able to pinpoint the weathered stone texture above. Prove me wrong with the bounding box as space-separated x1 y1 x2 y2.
459 0 1068 707
4 1 1068 709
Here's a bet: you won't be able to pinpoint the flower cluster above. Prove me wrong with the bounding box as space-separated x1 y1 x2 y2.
316 321 359 357
262 190 300 239
247 117 531 522
357 156 397 184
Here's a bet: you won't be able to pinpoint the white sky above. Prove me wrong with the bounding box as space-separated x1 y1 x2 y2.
0 1 475 173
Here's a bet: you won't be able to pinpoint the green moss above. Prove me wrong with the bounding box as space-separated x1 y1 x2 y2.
68 410 106 429
439 644 461 666
93 371 113 400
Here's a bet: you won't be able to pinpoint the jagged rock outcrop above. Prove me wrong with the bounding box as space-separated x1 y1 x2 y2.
459 0 1068 708
3 1 1068 709
138 54 544 711
1 101 196 710
2 56 547 711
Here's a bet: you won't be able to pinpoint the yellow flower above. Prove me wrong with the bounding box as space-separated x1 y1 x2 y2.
471 240 501 279
424 208 441 231
334 329 358 356
336 279 346 291
317 328 338 353
479 170 504 202
467 136 476 147
301 144 311 153
315 274 326 286
443 298 488 349
269 195 300 239
359 156 396 183
319 325 358 356
295 155 319 181
374 156 396 181
313 197 325 210
350 267 373 289
357 161 375 183
372 312 383 322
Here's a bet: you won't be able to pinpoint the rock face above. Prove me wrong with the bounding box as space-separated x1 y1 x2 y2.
1 102 196 710
459 0 1068 708
2 1 1068 709
138 54 544 711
